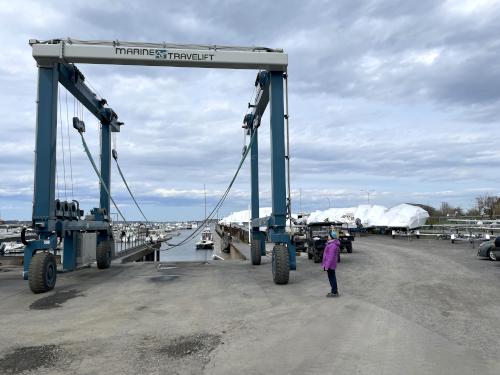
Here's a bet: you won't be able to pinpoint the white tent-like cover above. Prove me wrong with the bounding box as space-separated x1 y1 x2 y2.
218 207 273 225
307 207 357 224
219 204 429 229
218 207 299 228
306 203 429 229
377 204 429 229
307 204 429 229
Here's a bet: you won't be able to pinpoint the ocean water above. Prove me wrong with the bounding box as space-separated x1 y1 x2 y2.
160 227 216 262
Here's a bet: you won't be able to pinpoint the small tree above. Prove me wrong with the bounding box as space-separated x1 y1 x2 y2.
475 194 500 218
466 207 480 216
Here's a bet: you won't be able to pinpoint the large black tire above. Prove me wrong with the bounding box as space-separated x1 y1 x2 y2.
251 239 261 265
346 241 353 253
96 241 112 269
272 245 290 285
29 252 57 294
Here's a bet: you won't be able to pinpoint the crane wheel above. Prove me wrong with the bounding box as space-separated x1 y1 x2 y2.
251 239 261 265
272 244 290 285
29 252 57 294
96 241 112 269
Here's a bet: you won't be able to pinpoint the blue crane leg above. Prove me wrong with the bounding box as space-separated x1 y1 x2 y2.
98 123 112 244
269 72 287 228
269 71 296 270
250 128 266 255
24 65 59 279
32 65 59 232
100 124 111 215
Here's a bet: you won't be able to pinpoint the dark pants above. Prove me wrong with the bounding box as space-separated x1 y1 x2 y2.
327 269 338 294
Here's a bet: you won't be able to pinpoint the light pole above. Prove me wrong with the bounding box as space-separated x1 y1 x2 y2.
360 189 374 204
326 197 331 209
299 188 302 213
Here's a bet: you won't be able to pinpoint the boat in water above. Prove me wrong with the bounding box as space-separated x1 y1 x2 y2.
196 227 214 250
195 184 214 250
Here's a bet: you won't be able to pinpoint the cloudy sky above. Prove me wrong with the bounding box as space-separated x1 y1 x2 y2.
1 0 500 221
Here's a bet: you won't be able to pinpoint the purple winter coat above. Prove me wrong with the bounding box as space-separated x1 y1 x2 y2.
322 239 340 270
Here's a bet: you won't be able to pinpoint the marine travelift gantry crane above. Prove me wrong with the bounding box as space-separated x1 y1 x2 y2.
25 38 295 293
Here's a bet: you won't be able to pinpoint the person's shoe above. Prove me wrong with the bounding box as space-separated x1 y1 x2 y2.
326 292 340 297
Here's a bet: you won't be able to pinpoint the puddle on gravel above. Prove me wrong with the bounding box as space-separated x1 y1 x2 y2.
0 344 62 374
156 333 222 358
157 265 178 270
30 289 85 310
148 275 180 283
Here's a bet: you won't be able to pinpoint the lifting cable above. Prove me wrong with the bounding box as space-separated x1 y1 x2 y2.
76 108 256 253
79 130 161 253
111 129 255 250
78 131 128 223
112 150 150 224
79 130 169 254
163 129 257 249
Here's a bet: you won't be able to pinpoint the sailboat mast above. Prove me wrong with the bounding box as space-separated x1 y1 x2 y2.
204 184 207 220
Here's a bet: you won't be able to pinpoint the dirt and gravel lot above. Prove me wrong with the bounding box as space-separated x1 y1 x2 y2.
1 235 499 374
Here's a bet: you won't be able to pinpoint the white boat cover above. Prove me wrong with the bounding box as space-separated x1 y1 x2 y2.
307 207 357 225
362 205 389 227
218 207 298 227
376 204 429 229
220 204 429 229
306 204 428 229
219 207 272 225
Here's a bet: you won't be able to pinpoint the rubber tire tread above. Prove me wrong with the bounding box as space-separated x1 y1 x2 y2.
29 252 57 294
272 245 290 285
96 241 112 269
251 239 261 265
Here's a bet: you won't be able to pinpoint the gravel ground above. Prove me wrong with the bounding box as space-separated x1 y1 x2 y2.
0 235 499 374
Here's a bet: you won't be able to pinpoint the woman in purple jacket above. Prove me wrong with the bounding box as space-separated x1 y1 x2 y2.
322 231 340 297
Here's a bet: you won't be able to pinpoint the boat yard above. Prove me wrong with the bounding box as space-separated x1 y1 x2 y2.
2 2 500 374
1 234 500 374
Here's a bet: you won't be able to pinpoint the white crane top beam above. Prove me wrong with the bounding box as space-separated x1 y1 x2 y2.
30 39 288 70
